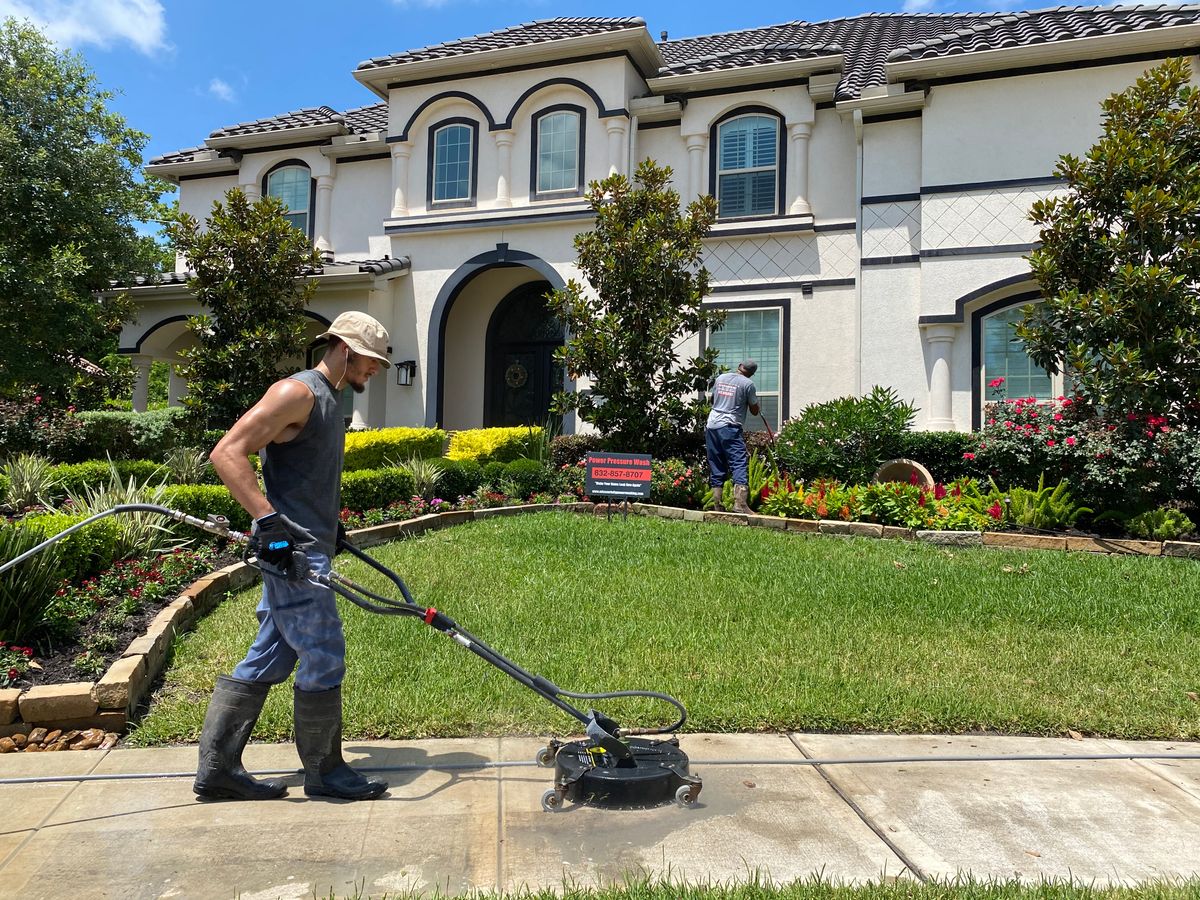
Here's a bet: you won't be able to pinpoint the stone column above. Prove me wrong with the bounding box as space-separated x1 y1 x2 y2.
167 365 188 407
390 143 412 217
923 324 958 430
685 134 707 202
314 174 335 259
130 355 152 413
239 181 260 202
605 118 627 177
788 123 813 216
493 130 514 207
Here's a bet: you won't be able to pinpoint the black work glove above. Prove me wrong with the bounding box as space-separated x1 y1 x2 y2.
250 512 315 580
335 521 349 556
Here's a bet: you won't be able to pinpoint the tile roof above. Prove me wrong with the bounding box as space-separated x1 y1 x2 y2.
152 7 1200 167
889 4 1200 63
659 5 1200 99
356 17 645 70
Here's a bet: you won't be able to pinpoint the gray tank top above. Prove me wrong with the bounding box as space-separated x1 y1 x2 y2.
261 369 344 556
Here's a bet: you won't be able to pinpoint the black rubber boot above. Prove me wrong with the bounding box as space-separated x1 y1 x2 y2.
294 686 388 800
193 676 288 801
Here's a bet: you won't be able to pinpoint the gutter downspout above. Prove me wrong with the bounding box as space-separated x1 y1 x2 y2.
853 109 864 396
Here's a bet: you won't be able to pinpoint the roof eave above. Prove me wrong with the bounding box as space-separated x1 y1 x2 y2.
144 155 238 184
836 88 925 116
886 22 1200 82
646 53 844 94
353 27 664 98
205 121 348 150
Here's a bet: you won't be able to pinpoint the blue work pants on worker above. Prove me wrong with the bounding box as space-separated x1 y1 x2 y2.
705 424 750 487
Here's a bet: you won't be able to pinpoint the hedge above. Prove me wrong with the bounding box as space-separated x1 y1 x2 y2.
549 434 602 468
159 485 252 533
892 431 981 484
48 460 169 501
446 426 539 464
436 459 484 501
343 427 446 471
12 513 121 582
339 468 417 513
68 408 198 462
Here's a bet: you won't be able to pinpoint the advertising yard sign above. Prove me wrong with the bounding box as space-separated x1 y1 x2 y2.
585 452 652 500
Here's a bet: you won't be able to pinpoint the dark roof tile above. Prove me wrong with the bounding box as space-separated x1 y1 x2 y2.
356 17 645 70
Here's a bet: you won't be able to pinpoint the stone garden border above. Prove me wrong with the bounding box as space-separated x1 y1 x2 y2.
2 500 1196 746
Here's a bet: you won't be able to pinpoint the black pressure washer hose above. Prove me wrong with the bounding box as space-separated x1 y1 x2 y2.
0 504 687 743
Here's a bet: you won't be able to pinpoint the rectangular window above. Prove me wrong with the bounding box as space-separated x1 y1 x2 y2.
536 110 581 195
266 166 310 235
717 115 779 219
433 124 473 203
708 307 782 431
982 307 1055 405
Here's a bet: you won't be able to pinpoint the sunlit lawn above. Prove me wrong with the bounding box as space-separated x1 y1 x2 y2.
131 512 1200 745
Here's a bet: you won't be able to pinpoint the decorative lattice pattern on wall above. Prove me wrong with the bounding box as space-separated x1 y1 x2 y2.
862 200 920 259
921 185 1064 251
704 231 858 286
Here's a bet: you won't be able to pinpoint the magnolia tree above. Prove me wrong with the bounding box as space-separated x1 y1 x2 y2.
167 189 322 431
1019 57 1200 430
547 160 725 454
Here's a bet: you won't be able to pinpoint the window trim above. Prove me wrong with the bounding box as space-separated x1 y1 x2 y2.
530 104 586 201
699 298 790 431
262 159 315 239
708 107 786 221
971 291 1065 430
427 117 479 209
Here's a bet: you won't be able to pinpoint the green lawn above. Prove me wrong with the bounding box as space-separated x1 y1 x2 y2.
131 512 1200 745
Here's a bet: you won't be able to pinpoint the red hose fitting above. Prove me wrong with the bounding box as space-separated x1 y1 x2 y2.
424 607 437 624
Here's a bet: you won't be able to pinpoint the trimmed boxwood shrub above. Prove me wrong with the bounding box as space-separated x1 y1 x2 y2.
502 458 554 499
437 459 483 501
13 513 121 582
482 461 507 489
343 427 446 471
339 468 417 513
48 460 169 502
892 431 981 484
159 484 251 533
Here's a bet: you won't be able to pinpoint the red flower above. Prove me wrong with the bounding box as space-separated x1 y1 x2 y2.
1046 440 1056 447
934 484 947 500
988 377 1005 388
962 452 975 460
22 648 32 657
1066 437 1076 447
987 502 1003 520
7 668 17 680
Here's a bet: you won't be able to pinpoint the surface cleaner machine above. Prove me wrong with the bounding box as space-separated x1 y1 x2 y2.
0 504 701 812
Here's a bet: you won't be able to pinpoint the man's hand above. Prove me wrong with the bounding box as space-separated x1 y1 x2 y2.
250 512 315 579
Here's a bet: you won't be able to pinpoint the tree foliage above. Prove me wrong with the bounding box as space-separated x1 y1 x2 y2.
167 189 322 432
0 18 170 403
1019 57 1200 428
547 160 724 453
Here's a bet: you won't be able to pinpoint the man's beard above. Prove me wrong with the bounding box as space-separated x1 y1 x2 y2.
349 379 367 394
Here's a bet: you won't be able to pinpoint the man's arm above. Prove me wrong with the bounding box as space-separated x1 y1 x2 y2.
209 379 316 521
747 382 760 417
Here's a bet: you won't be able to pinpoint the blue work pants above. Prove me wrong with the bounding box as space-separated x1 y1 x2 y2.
231 551 346 692
705 425 749 487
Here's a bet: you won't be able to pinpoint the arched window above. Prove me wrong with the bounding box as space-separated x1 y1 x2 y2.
265 163 312 235
430 119 477 206
980 304 1065 408
714 112 781 219
532 106 583 198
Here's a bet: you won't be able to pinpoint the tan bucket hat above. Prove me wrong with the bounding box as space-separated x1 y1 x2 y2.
317 311 391 368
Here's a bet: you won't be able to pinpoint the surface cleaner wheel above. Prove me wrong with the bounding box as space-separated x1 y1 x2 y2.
535 745 556 768
541 789 563 812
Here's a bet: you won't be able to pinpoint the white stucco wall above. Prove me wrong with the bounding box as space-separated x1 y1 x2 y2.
329 158 392 260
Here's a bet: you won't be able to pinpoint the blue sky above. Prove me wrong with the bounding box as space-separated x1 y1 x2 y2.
0 0 1137 170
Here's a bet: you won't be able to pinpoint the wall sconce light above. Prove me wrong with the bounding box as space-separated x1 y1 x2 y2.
396 360 417 386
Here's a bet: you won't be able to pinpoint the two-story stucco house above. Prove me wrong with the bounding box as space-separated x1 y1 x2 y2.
129 6 1200 434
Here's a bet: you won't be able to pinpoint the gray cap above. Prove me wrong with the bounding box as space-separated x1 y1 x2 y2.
738 360 758 376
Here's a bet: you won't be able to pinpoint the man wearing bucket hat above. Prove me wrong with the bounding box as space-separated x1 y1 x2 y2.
195 311 391 803
705 360 760 515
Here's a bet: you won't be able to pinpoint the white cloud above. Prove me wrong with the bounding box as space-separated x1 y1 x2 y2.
0 0 168 55
208 77 235 103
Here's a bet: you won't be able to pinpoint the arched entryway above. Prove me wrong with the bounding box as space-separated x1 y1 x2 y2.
483 282 564 427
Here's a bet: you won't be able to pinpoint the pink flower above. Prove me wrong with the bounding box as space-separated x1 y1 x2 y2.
987 502 1003 520
1066 437 1076 447
7 668 17 680
1053 413 1063 421
934 484 948 500
1046 440 1056 447
962 452 976 460
988 377 1005 388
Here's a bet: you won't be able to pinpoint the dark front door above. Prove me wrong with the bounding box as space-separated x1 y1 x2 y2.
485 282 564 427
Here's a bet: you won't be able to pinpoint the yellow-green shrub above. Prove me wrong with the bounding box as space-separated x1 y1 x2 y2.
343 427 446 471
446 427 540 464
160 485 251 533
